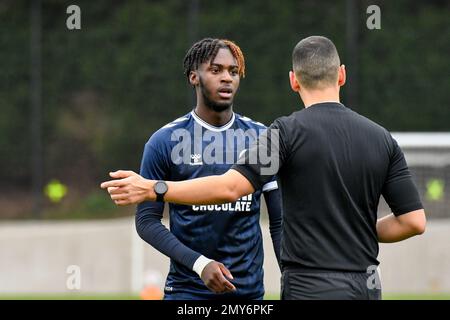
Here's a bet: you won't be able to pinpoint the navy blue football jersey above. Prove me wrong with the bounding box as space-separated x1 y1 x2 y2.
137 111 278 299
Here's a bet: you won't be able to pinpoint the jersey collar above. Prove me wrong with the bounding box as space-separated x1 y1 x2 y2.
191 111 236 132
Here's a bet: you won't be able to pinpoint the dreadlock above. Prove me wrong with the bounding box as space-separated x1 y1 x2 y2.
183 38 245 82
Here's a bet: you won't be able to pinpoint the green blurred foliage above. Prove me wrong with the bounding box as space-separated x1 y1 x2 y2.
43 190 132 220
0 0 449 218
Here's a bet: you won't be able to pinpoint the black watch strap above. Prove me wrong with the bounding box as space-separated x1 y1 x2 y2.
156 192 164 202
154 180 168 202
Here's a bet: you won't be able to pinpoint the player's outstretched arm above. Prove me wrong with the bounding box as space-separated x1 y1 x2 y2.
100 169 254 206
376 209 426 243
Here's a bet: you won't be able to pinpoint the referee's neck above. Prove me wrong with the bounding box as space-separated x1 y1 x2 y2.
305 99 341 108
300 87 341 108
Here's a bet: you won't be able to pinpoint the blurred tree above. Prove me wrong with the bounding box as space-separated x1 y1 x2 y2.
0 0 448 218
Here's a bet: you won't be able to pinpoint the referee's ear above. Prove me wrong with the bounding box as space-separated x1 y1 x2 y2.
289 71 301 92
338 65 346 87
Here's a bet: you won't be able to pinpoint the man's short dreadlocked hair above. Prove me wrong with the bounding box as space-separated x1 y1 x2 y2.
183 38 245 82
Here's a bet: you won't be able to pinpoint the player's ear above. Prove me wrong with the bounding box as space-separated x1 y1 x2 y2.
289 71 301 92
338 64 346 87
189 71 199 86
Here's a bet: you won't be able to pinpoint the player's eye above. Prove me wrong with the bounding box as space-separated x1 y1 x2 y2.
210 67 220 74
230 69 238 76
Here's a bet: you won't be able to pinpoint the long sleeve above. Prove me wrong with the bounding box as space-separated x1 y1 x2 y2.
263 188 282 269
135 138 201 270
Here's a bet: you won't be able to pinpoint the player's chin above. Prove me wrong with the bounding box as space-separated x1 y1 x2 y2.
212 104 232 112
211 98 234 111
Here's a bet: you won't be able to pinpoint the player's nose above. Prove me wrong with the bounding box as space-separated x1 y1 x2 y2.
221 71 233 82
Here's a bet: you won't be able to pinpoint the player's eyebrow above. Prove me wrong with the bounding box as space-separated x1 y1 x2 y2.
209 63 239 69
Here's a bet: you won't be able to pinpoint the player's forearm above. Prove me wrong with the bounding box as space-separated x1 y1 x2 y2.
376 210 426 243
135 209 200 269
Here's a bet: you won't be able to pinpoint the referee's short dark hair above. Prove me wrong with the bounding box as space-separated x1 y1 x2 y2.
292 36 341 90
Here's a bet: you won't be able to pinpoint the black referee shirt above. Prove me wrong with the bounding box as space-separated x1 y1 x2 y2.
232 102 423 272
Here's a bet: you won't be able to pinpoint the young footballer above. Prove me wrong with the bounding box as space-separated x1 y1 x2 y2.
105 38 282 300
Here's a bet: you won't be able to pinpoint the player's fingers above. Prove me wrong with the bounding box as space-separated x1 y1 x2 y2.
109 170 136 179
214 268 236 292
107 187 118 193
107 187 122 195
100 179 126 189
204 277 220 293
108 187 128 195
218 263 234 280
114 199 129 206
209 283 221 293
110 194 129 201
208 272 224 293
216 278 235 292
223 279 236 292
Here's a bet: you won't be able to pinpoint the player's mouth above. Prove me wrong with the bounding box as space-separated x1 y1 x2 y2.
217 87 233 99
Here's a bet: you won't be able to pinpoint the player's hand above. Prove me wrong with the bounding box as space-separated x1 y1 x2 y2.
100 170 156 205
201 261 236 294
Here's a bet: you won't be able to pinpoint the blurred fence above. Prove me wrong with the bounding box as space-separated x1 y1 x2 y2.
379 133 450 219
1 217 449 295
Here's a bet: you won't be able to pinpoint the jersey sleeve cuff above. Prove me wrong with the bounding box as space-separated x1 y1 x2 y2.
192 255 214 277
231 165 262 191
392 202 424 216
262 181 278 192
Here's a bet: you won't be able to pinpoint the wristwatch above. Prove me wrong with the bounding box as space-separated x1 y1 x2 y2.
153 180 168 202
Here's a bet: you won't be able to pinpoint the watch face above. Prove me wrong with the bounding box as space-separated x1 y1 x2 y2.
154 181 168 194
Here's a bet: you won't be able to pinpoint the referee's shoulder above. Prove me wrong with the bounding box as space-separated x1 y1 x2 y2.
347 108 396 148
269 110 303 129
350 108 392 135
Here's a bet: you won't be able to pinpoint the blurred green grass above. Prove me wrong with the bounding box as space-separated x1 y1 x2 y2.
382 293 450 300
1 293 450 300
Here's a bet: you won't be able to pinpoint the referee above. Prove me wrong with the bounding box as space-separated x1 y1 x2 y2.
101 36 426 300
